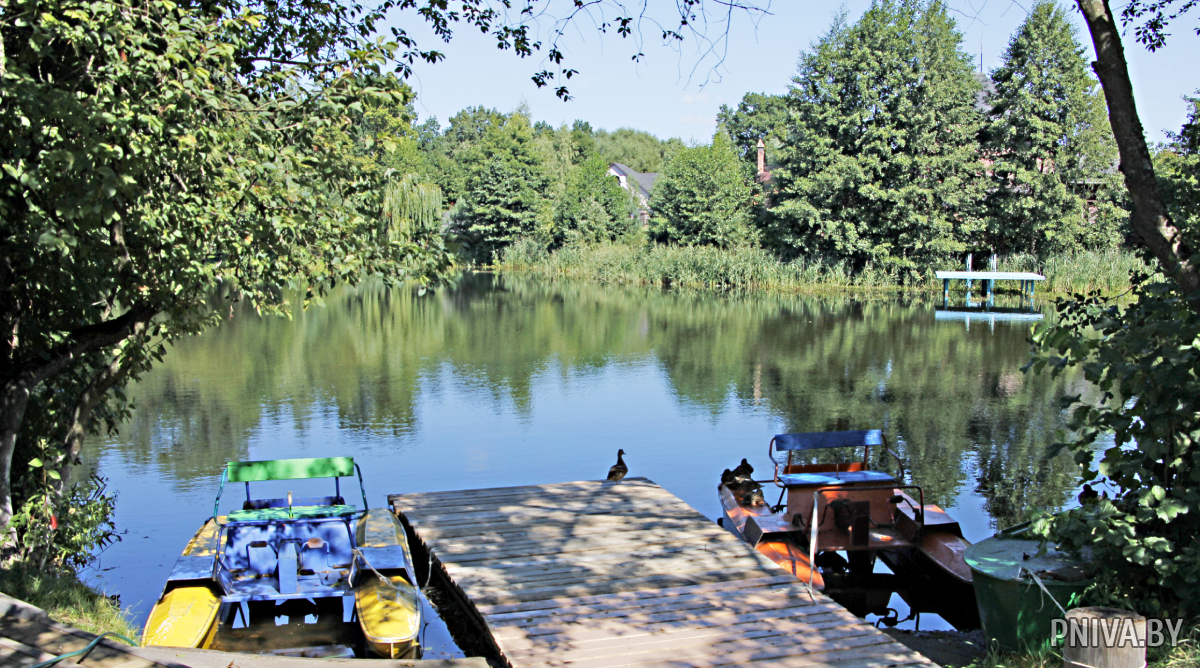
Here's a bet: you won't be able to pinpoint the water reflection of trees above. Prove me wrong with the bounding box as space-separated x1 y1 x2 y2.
99 273 1079 529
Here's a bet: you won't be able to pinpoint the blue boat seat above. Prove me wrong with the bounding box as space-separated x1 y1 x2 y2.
778 471 896 487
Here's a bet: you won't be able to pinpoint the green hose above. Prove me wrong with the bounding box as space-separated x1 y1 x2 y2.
30 631 139 668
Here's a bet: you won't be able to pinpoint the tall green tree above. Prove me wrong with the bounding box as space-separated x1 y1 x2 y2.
770 0 985 276
554 155 635 245
455 113 550 262
650 132 754 248
983 1 1122 255
421 106 508 206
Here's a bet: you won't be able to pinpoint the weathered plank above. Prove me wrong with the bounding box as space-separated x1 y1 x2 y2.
473 575 801 615
390 479 939 668
494 607 860 647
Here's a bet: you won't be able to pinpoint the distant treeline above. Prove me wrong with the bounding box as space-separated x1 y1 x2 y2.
394 107 684 263
396 0 1197 288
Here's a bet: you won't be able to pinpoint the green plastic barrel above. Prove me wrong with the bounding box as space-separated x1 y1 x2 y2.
965 532 1092 652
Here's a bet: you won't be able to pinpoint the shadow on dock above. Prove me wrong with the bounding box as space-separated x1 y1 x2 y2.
390 478 940 668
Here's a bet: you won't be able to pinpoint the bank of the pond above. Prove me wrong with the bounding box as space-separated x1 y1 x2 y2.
0 566 139 638
498 240 1147 296
883 628 1200 668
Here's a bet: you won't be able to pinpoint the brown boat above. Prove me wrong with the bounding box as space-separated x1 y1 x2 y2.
718 429 978 629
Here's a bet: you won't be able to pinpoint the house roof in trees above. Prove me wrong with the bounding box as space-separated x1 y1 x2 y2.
608 163 658 202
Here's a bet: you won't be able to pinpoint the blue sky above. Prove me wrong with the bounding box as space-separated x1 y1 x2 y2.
384 1 1200 144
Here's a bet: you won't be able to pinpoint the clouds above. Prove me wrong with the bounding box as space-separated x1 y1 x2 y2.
681 92 724 104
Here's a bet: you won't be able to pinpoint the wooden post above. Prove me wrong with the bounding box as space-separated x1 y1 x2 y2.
1062 607 1146 668
966 254 973 292
943 278 950 302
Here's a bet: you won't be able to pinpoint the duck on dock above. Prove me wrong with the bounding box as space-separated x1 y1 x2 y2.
607 449 628 481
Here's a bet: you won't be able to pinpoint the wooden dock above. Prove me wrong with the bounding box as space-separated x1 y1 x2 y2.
934 270 1044 300
389 477 937 668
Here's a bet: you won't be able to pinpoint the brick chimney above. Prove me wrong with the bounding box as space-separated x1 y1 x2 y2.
756 138 765 175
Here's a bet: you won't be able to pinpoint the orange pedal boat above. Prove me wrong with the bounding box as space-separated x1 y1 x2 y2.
718 429 978 629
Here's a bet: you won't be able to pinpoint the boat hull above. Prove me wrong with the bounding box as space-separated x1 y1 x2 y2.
966 533 1091 652
356 574 421 659
718 484 824 588
142 584 221 648
143 519 223 648
354 508 422 659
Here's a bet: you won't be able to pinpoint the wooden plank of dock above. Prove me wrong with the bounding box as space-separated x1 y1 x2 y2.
389 477 937 668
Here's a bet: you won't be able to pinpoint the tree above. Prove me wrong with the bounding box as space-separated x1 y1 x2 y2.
554 155 635 245
650 131 754 247
716 92 789 167
983 1 1121 255
769 1 986 276
0 0 460 540
383 175 445 245
1072 0 1200 296
422 106 508 206
1022 0 1200 618
570 121 599 165
454 113 550 262
595 128 684 173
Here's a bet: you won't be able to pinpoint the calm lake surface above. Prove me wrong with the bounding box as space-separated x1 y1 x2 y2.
85 273 1086 647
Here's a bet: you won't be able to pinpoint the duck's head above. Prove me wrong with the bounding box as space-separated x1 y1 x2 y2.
618 449 626 456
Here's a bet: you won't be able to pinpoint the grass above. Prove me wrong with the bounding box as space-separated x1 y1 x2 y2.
0 565 139 639
498 239 1149 297
995 249 1152 295
958 634 1199 668
1150 633 1200 668
501 240 916 293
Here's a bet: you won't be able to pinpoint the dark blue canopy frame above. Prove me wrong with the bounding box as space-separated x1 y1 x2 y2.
770 429 884 452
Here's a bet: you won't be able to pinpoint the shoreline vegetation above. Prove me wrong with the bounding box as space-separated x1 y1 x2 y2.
498 239 1149 297
0 565 139 639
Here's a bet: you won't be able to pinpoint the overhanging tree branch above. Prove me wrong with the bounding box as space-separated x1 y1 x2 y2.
20 305 159 388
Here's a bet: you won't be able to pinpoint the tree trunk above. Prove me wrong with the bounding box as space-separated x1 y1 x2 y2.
0 305 156 538
1075 0 1200 300
0 377 33 540
55 337 144 492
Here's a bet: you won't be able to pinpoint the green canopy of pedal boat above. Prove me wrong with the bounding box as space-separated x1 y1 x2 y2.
225 457 355 483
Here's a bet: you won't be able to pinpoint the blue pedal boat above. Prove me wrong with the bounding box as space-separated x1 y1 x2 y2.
142 457 422 658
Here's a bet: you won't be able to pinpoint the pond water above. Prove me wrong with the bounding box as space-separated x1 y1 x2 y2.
85 273 1087 651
